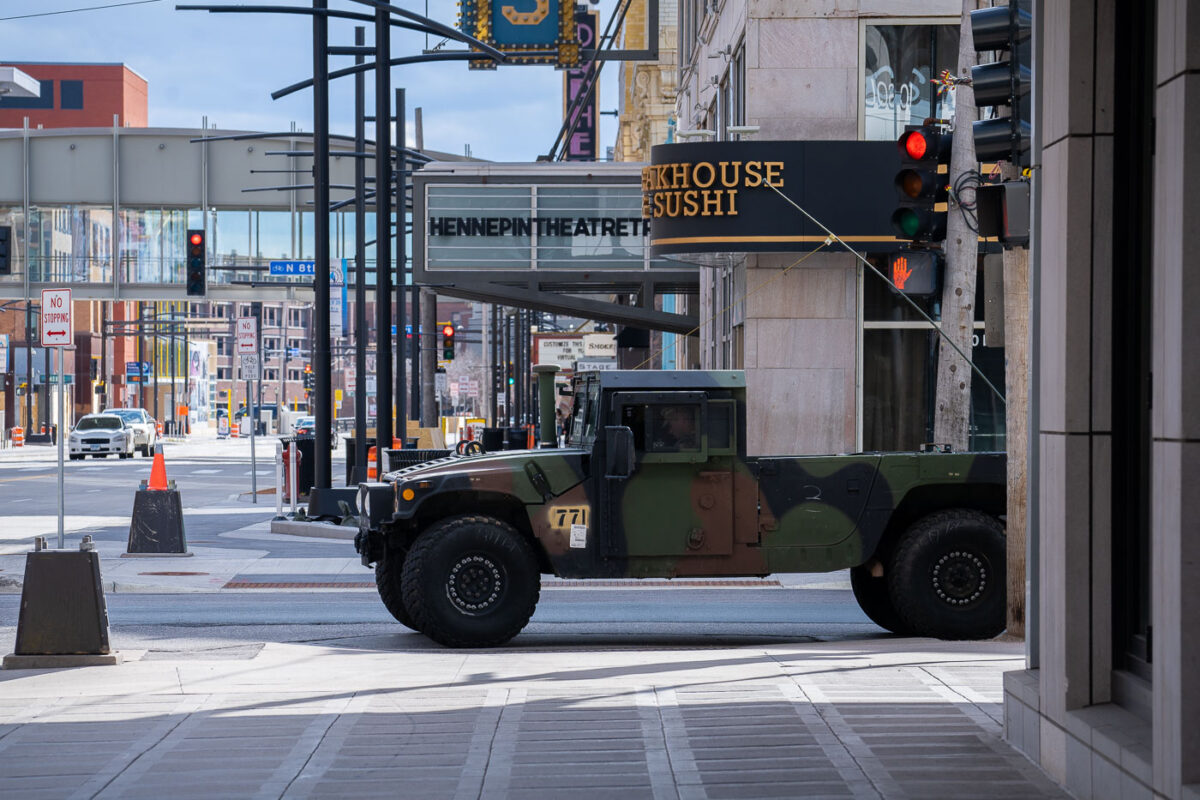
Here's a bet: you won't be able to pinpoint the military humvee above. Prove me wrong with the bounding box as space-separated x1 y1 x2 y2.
356 370 1006 648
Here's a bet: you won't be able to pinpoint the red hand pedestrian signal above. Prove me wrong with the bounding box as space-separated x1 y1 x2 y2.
892 255 913 290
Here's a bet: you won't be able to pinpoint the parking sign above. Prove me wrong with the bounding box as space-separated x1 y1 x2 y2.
236 317 258 355
40 288 73 347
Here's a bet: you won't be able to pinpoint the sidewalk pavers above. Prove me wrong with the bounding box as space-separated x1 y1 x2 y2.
0 638 1068 799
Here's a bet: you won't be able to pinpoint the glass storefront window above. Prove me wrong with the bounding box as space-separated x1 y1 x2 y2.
862 328 1004 452
863 22 959 141
861 256 1005 452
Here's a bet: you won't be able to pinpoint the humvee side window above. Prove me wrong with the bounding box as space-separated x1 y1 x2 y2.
648 404 701 453
620 404 647 450
707 399 735 452
567 378 601 447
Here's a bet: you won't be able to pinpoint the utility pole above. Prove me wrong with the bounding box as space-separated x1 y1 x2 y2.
933 0 982 451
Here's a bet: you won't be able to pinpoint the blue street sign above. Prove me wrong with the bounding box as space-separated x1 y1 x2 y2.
125 361 150 376
288 348 301 359
269 260 316 276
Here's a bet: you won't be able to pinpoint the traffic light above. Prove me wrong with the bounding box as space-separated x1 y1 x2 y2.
303 364 314 392
970 1 1032 165
0 225 11 275
185 229 206 297
891 126 951 242
441 324 455 360
506 363 514 386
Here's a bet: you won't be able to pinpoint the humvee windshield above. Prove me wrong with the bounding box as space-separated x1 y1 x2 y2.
566 376 600 447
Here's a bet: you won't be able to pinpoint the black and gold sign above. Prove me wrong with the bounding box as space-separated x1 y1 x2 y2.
645 140 899 255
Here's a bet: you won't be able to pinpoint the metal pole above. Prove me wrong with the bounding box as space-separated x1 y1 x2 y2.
420 290 436 427
289 440 298 517
57 345 64 549
100 301 108 410
24 303 32 429
354 25 368 483
411 287 420 421
395 87 408 437
136 302 144 408
313 0 333 490
182 306 189 435
169 305 176 435
253 302 263 433
274 440 284 519
152 303 159 423
374 0 394 471
249 374 257 503
489 304 498 426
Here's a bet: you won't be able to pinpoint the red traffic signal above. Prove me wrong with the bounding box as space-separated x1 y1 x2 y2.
442 324 455 338
185 229 206 297
891 126 951 242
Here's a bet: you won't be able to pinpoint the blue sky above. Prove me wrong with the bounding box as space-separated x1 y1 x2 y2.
1 0 620 162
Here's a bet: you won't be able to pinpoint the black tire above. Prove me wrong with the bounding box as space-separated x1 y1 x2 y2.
888 509 1006 640
374 548 419 631
401 515 540 648
119 451 132 459
850 563 912 635
69 454 83 461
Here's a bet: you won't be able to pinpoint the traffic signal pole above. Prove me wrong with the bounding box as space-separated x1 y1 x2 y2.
353 25 368 483
312 0 333 491
374 0 394 475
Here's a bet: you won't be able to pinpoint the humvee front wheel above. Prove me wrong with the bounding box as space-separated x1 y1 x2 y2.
401 515 540 648
888 509 1006 640
374 548 419 631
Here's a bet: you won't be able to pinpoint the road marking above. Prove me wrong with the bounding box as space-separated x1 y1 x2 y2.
191 469 222 474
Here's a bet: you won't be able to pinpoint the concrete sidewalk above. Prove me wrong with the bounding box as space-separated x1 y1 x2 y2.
0 633 1066 800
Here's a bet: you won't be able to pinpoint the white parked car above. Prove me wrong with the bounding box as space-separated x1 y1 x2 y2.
103 408 157 456
69 414 136 460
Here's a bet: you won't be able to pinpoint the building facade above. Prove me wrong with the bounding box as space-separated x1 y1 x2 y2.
661 0 999 457
0 63 148 130
1002 2 1199 798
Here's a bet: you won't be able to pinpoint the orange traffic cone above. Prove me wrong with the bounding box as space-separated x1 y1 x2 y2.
147 444 169 491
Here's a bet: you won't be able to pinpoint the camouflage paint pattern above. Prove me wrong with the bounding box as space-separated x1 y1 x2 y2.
359 370 1006 580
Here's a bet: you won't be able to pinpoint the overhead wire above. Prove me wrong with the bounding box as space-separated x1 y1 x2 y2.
0 0 161 21
631 241 832 370
763 182 1006 405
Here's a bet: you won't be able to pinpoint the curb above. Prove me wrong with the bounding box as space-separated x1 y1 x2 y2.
269 520 356 540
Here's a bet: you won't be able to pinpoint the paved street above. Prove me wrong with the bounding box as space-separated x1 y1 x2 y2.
0 439 1065 799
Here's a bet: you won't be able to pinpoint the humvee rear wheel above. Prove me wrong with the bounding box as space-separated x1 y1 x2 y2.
374 548 419 631
401 515 540 648
850 563 912 635
887 509 1006 640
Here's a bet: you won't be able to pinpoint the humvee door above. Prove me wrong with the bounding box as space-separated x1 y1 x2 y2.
599 391 737 558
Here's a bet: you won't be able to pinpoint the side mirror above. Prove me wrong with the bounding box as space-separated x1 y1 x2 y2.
604 426 635 479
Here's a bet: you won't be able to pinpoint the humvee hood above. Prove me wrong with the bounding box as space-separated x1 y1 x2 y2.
393 448 589 500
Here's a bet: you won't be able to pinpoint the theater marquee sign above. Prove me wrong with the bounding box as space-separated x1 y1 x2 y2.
643 140 898 256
